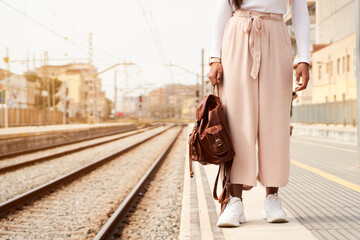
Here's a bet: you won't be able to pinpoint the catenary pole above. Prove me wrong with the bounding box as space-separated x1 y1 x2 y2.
114 69 117 122
3 48 9 128
201 48 204 99
356 0 360 167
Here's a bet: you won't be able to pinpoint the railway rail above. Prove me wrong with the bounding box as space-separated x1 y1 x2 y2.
0 124 159 160
94 125 184 240
0 125 158 174
0 124 176 216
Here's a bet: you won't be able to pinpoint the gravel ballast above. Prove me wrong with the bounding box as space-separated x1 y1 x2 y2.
0 126 168 202
0 126 180 239
118 127 186 240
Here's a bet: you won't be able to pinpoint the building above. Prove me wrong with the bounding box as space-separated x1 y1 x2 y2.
0 73 28 108
311 0 356 104
146 83 197 119
315 0 355 44
36 63 107 120
312 33 356 103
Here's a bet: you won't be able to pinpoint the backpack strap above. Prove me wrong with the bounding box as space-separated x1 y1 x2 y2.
212 161 232 214
189 154 194 178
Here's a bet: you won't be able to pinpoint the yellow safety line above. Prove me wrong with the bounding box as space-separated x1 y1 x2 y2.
290 159 360 193
291 139 356 153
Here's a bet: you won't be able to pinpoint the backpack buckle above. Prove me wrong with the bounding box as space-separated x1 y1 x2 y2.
215 138 222 147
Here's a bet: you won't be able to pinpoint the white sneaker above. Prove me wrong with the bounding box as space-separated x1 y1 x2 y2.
217 195 246 227
262 193 289 223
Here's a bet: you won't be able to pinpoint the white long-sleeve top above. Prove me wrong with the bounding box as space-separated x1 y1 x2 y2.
210 0 310 64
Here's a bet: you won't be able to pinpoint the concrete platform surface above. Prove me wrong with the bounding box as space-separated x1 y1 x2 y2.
291 123 356 143
0 122 134 139
180 124 316 240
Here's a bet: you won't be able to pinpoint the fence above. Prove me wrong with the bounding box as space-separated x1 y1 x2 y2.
0 105 64 127
291 99 356 126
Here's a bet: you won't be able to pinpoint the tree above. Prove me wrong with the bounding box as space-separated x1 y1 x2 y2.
24 71 62 109
105 98 113 118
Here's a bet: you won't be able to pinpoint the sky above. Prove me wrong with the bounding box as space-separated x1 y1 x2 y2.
0 0 218 100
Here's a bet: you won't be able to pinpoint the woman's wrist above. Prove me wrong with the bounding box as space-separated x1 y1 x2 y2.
209 57 221 66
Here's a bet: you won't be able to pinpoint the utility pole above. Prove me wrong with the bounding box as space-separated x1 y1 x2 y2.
26 50 30 72
94 77 98 124
124 61 128 114
52 73 55 111
89 33 96 123
201 48 205 99
63 83 67 125
114 69 117 122
89 62 136 124
33 52 36 70
3 48 9 128
355 0 360 167
89 32 93 65
44 51 50 124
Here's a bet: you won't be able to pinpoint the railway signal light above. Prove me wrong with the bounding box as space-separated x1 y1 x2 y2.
0 90 5 104
139 95 142 109
195 90 199 104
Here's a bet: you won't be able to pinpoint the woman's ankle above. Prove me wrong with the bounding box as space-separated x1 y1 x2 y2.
230 183 243 200
265 187 279 197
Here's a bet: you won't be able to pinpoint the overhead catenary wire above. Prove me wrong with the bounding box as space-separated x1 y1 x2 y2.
137 0 174 83
40 0 125 64
0 0 111 66
36 0 144 83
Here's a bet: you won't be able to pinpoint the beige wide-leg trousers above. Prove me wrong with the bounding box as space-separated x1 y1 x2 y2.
219 8 293 190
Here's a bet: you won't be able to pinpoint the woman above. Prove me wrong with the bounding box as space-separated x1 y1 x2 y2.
208 0 310 227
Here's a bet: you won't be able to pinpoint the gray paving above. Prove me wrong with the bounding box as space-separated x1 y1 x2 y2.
190 167 201 239
200 165 225 240
281 164 360 240
290 135 360 185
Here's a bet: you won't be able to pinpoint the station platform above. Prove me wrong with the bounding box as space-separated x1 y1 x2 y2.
180 123 360 240
291 122 356 143
0 122 137 156
0 122 136 139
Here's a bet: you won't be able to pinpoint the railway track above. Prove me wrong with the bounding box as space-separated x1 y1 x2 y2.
0 124 160 160
0 124 176 215
0 124 183 239
0 125 158 174
94 124 183 240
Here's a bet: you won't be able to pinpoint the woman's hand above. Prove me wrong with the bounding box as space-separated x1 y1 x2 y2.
208 62 223 86
294 62 310 92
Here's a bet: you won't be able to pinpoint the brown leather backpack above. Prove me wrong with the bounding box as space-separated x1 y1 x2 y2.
188 85 235 214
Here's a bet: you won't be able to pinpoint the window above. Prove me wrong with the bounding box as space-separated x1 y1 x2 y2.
343 56 345 73
337 58 341 74
326 62 329 73
347 54 350 72
329 61 333 76
318 65 322 79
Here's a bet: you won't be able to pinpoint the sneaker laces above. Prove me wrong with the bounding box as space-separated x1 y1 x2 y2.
266 193 282 209
227 195 242 207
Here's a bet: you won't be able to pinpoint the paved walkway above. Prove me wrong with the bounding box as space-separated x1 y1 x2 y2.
180 124 316 240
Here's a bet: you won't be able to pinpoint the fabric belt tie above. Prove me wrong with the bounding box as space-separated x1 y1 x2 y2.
243 15 264 79
234 9 283 79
